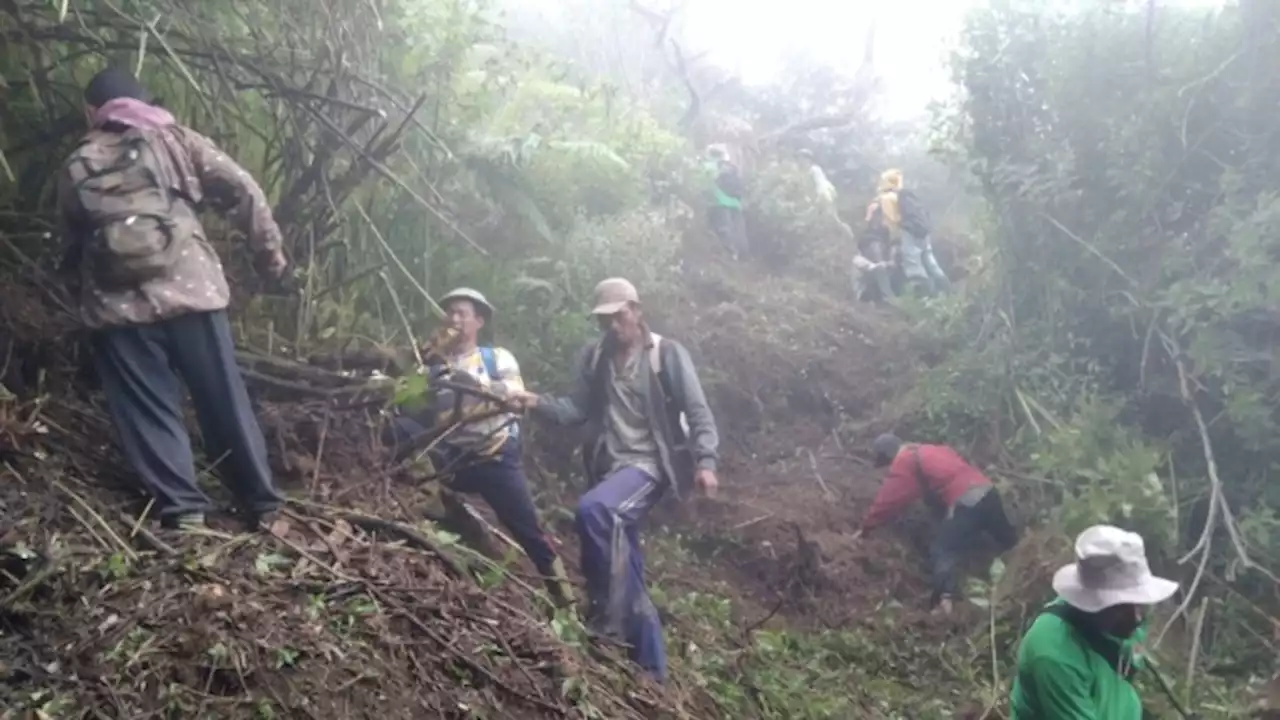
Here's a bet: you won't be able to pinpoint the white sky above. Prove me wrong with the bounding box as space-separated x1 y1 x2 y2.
505 0 1229 122
676 0 1228 120
677 0 970 121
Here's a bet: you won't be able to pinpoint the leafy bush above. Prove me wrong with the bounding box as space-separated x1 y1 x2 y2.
744 160 855 281
921 0 1280 697
436 207 685 384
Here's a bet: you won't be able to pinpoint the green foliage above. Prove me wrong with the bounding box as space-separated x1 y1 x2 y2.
440 208 684 382
922 0 1280 700
1028 399 1175 545
665 585 968 719
745 159 853 279
643 536 979 719
0 0 688 388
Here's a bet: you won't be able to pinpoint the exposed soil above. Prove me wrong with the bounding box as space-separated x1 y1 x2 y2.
0 247 988 719
0 277 708 719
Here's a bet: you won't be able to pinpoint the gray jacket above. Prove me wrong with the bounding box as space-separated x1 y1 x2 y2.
532 329 719 497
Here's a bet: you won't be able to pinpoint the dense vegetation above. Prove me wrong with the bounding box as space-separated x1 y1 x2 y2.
1 0 1277 717
934 0 1278 671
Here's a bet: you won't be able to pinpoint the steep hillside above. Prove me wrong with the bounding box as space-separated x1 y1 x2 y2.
0 241 986 719
514 249 1020 718
0 277 701 720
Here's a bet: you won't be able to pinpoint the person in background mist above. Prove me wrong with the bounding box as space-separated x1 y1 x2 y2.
855 194 898 304
704 144 749 260
384 288 573 608
800 148 838 205
507 277 720 683
796 148 890 304
852 248 895 304
1010 525 1178 719
856 433 1019 614
56 68 287 532
871 169 950 297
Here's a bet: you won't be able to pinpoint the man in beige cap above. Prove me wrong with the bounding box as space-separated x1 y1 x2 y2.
1010 525 1179 719
508 277 720 682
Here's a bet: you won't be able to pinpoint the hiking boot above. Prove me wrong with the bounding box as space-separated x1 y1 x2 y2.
161 512 206 531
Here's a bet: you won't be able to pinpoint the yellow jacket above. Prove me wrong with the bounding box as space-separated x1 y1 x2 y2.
873 169 905 236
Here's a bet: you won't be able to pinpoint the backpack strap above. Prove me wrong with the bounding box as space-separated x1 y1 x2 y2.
588 332 685 431
648 332 691 438
477 347 518 440
478 347 498 379
648 332 666 391
586 341 609 424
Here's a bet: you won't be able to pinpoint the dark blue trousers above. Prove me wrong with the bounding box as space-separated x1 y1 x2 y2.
387 417 559 579
91 310 282 523
449 438 560 578
929 488 1019 605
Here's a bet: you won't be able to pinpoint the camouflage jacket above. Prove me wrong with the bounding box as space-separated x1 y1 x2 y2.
57 125 283 329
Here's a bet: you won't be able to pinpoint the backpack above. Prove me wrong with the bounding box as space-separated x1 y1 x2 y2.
897 188 933 238
717 163 745 199
478 347 520 440
584 333 693 488
66 128 189 289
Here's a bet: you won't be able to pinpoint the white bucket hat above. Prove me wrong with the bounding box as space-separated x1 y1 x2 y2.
1052 525 1179 613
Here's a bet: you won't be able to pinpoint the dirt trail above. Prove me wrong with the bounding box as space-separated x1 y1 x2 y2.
620 251 1082 694
636 253 942 630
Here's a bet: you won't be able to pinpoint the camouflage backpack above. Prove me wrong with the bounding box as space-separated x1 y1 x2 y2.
66 127 192 289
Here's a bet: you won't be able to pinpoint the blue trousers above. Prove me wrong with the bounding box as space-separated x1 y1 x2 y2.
900 232 951 295
448 439 560 578
385 418 559 579
576 465 666 681
929 488 1019 605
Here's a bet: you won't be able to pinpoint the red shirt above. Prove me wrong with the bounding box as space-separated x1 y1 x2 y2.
861 444 991 532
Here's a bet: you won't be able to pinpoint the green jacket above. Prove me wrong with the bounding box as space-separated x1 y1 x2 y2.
703 160 743 210
1010 599 1148 720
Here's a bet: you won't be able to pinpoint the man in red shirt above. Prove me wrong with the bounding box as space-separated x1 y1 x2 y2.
858 433 1019 614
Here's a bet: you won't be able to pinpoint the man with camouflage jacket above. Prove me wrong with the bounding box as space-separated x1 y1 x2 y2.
56 68 288 531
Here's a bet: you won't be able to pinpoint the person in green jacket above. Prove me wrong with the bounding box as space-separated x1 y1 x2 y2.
1010 525 1179 719
703 145 748 259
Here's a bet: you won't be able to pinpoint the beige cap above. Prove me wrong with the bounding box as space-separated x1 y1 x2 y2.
590 277 639 315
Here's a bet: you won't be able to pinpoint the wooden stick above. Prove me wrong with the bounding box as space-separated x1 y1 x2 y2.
731 513 773 531
805 448 834 500
309 404 332 494
52 479 138 562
